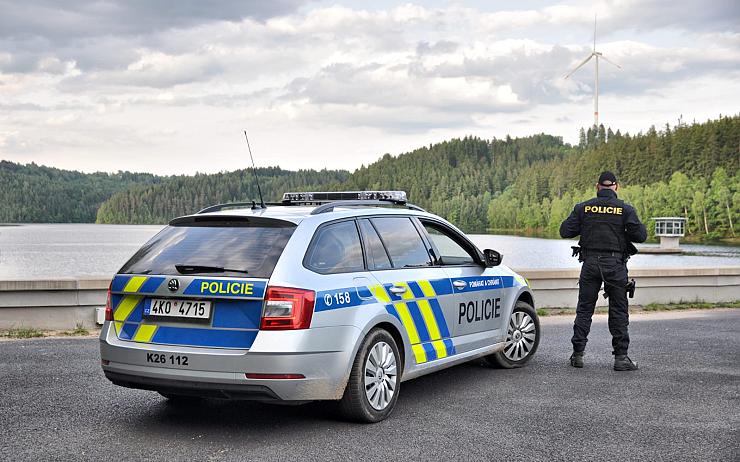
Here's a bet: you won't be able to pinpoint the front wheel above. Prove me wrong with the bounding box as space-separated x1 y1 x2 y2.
483 301 540 369
338 328 401 423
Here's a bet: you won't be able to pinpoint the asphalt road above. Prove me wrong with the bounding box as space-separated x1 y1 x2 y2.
1 310 738 462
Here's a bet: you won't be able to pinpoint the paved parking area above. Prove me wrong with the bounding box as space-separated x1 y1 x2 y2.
1 309 738 461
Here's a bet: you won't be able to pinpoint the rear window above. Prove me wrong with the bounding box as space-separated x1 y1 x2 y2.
304 220 365 274
119 220 295 278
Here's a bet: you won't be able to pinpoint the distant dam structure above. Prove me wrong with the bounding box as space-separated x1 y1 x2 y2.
641 217 686 254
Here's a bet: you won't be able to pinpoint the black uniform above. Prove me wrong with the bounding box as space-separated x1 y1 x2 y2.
560 189 647 355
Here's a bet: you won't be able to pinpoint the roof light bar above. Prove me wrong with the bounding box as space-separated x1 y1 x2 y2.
282 191 407 204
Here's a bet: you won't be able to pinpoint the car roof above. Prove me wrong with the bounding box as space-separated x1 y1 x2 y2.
185 205 434 225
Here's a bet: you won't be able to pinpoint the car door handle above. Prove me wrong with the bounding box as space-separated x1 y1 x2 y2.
389 286 407 295
453 280 467 290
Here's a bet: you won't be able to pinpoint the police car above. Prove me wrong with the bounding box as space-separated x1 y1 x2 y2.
100 191 539 422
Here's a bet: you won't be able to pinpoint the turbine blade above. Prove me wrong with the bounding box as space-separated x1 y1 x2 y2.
594 14 597 52
600 54 622 69
564 54 594 79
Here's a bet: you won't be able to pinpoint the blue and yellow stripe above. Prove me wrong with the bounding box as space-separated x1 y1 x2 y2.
111 275 166 293
369 280 456 365
109 275 261 349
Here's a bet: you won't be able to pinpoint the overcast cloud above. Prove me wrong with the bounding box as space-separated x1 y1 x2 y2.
0 0 738 174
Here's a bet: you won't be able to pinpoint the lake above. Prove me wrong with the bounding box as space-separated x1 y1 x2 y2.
0 224 738 280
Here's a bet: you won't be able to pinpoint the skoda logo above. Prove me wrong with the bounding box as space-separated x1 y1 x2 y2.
168 278 180 292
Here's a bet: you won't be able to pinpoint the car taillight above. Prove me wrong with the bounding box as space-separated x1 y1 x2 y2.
104 285 113 322
261 286 315 330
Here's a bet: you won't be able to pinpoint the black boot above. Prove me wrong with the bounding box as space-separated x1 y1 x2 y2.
570 351 584 368
614 355 638 371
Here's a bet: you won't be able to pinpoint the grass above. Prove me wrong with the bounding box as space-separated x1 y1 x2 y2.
643 300 740 311
1 327 45 339
1 323 95 339
60 323 89 336
536 300 739 317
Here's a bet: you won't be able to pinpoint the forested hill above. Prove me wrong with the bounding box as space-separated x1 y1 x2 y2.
94 134 570 229
488 115 739 239
339 134 571 231
3 114 738 240
95 115 739 240
0 161 349 224
0 161 162 222
95 168 351 224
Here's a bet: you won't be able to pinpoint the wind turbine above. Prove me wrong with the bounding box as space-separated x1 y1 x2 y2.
564 15 621 128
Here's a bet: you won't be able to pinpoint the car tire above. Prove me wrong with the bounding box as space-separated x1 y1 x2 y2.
483 301 540 369
338 328 401 423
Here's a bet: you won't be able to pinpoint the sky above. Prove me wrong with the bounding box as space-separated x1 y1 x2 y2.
1 0 738 175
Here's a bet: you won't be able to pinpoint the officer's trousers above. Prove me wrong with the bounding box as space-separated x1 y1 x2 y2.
572 255 630 355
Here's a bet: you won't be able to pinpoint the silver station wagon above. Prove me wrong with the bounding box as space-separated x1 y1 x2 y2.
100 191 540 422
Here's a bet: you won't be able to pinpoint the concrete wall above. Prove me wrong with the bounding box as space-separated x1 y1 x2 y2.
1 267 738 329
520 266 740 308
0 279 108 330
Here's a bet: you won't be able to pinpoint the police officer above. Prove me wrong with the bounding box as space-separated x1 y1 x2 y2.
560 171 647 371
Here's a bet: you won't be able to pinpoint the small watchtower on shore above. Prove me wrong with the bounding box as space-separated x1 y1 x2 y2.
653 217 686 253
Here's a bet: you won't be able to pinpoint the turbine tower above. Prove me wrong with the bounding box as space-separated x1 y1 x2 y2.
564 15 621 127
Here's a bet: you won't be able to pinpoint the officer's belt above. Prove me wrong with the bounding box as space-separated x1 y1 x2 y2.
580 249 624 258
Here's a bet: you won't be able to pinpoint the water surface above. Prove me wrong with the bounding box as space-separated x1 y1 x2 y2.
0 224 737 280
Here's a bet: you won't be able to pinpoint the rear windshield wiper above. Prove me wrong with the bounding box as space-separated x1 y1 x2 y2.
175 264 249 275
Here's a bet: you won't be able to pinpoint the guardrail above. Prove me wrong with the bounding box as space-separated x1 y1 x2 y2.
1 267 738 330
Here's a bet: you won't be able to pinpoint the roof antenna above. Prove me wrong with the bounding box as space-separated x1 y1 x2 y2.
243 130 266 209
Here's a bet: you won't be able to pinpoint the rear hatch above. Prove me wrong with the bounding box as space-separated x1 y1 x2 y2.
109 215 296 349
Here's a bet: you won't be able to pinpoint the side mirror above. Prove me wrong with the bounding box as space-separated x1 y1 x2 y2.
483 249 503 267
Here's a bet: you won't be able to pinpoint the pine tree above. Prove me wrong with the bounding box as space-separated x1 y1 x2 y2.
597 124 606 145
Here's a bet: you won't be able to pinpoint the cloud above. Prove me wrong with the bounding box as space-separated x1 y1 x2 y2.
459 0 739 36
0 1 308 76
558 39 740 101
417 40 459 56
0 0 307 41
279 60 522 119
602 0 740 34
0 1 739 174
274 102 480 133
58 51 225 90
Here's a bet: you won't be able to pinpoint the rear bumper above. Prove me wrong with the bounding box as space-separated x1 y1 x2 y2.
104 370 281 400
100 322 361 401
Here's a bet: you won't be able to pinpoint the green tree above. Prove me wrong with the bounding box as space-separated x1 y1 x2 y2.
709 167 735 236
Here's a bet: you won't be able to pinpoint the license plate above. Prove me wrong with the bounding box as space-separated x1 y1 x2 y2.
146 353 189 367
145 299 211 320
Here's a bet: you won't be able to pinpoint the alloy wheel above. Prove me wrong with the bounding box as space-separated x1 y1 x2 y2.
504 311 537 362
364 341 398 411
